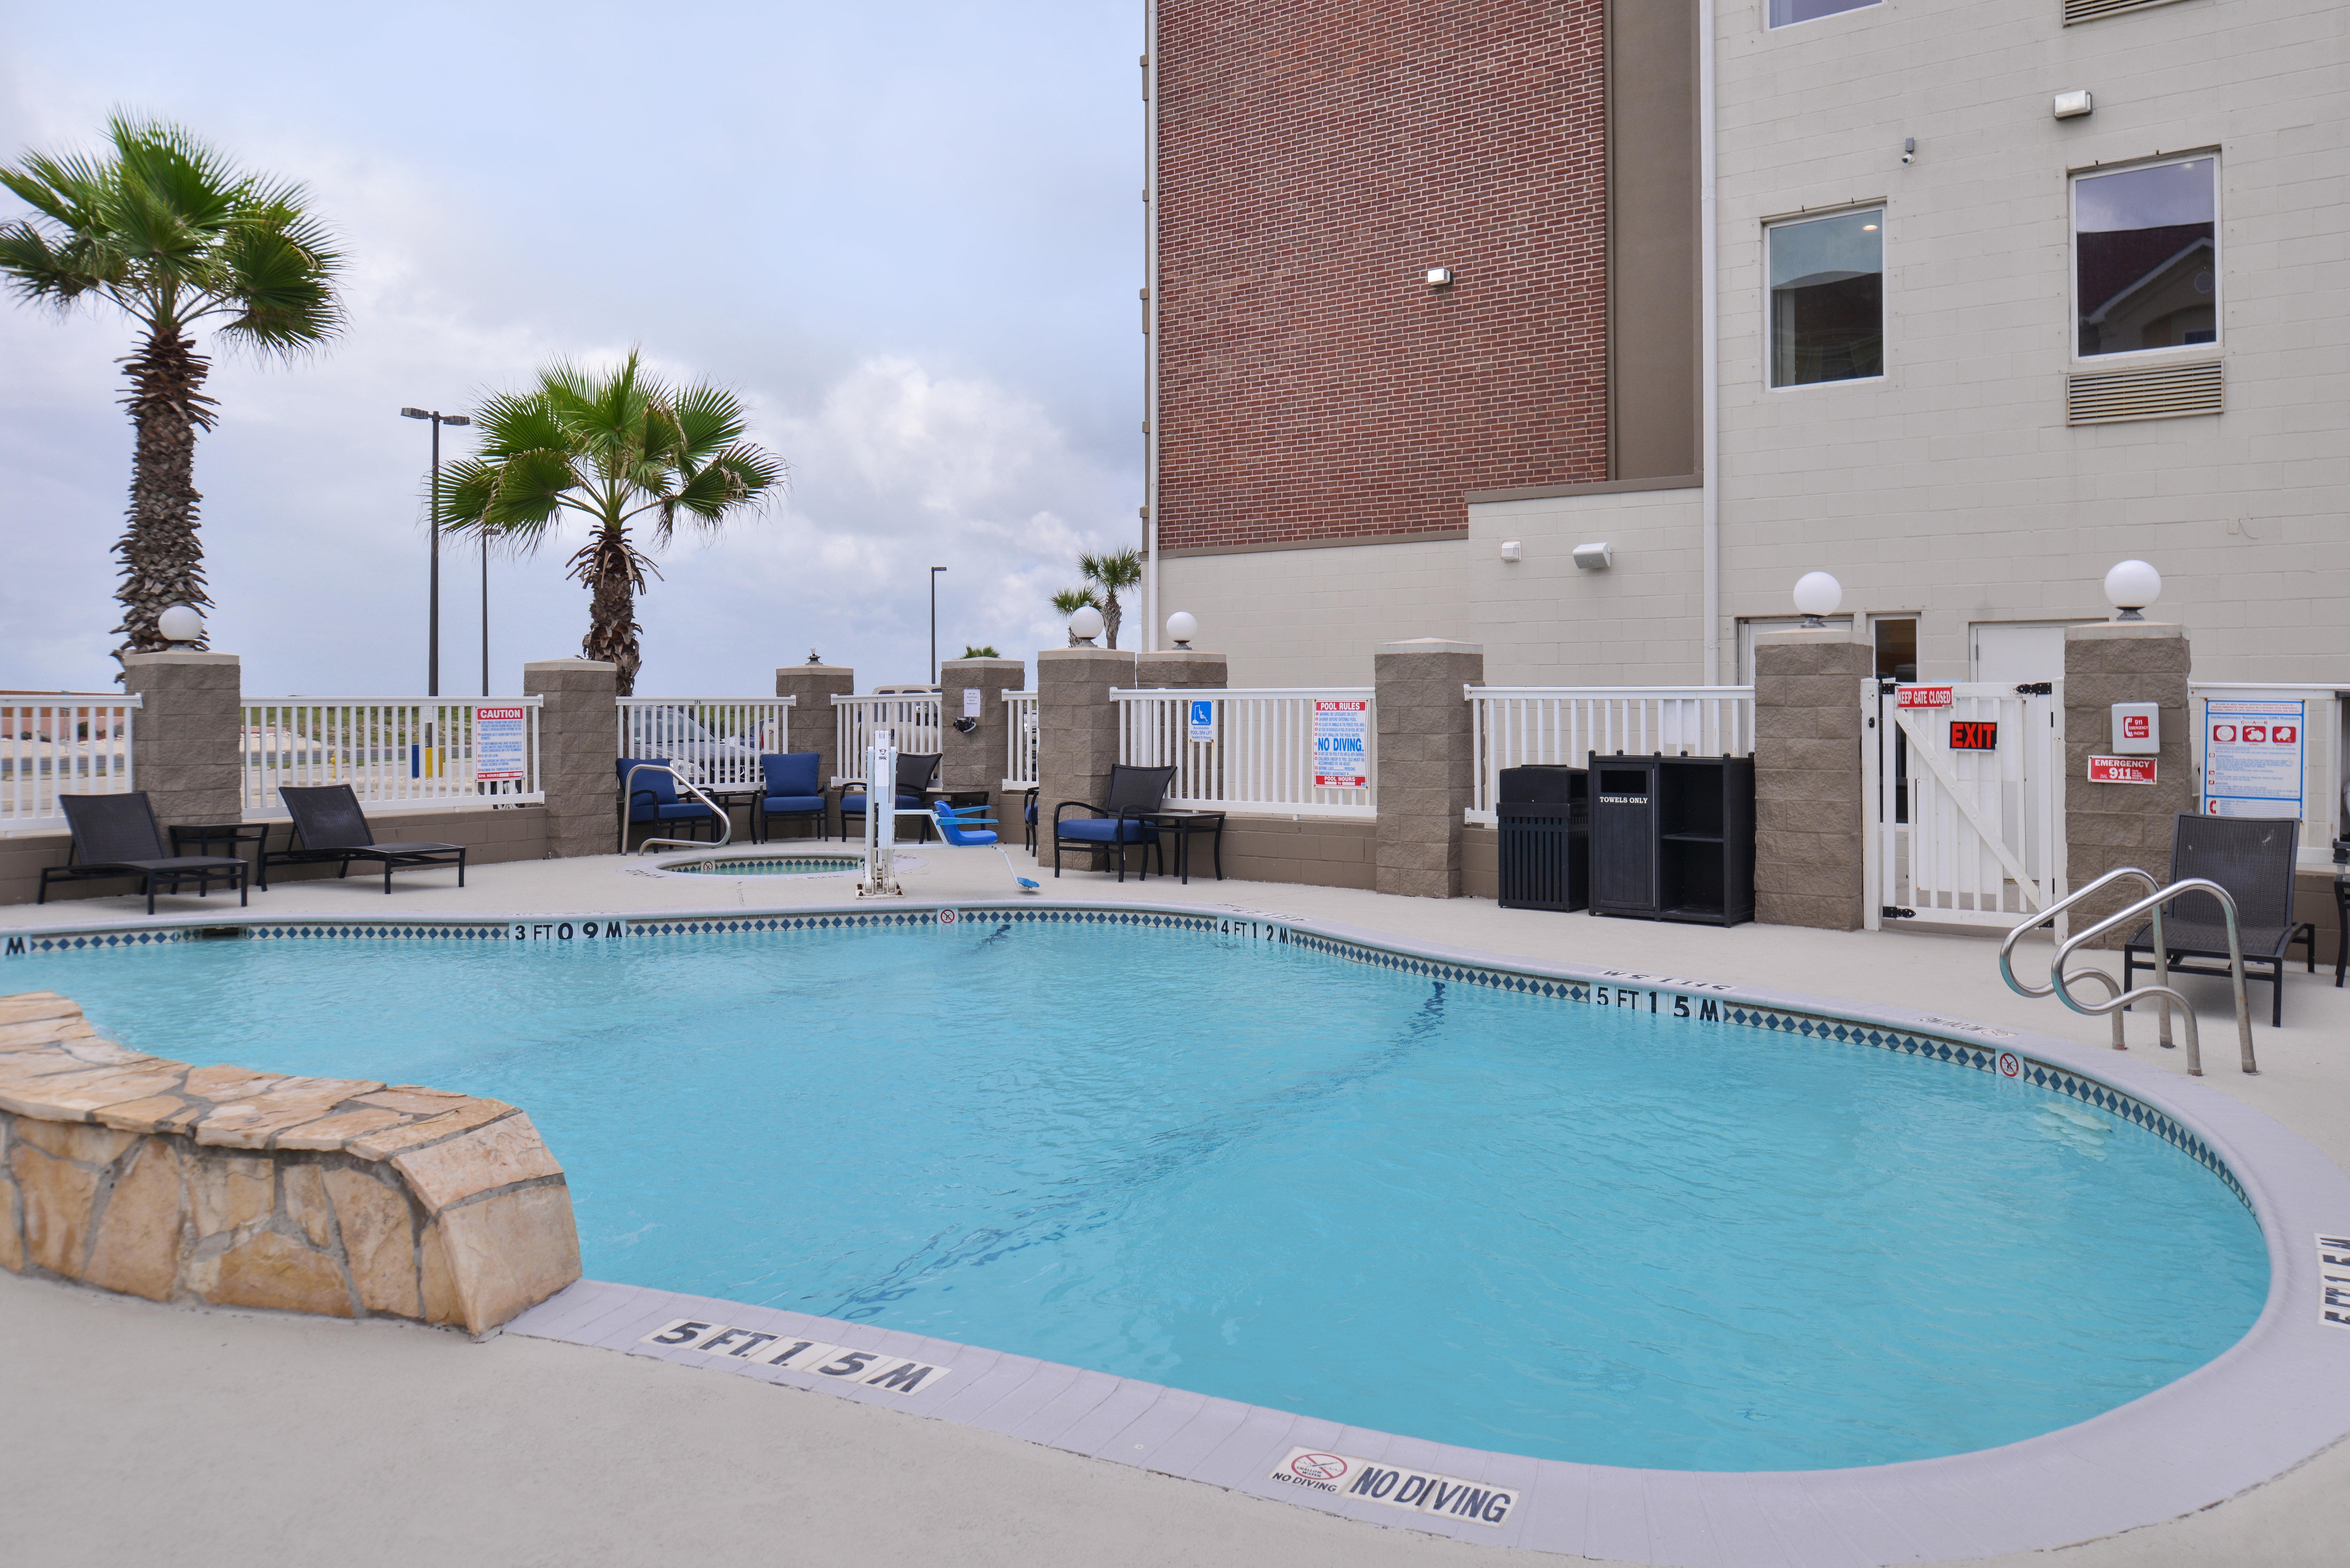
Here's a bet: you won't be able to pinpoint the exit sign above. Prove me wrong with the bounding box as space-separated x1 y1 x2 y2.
1949 720 1998 751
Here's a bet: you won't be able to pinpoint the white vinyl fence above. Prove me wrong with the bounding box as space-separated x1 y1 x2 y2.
1467 686 1755 822
1004 690 1038 790
831 693 941 784
1114 688 1376 818
240 698 543 816
1865 681 2066 931
617 697 795 789
1 695 141 832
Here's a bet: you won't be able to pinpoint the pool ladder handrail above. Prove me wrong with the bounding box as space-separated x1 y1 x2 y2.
1998 867 2160 1054
623 762 735 855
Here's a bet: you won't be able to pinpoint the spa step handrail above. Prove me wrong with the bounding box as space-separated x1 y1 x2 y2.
624 762 735 855
2054 877 2255 1076
1998 866 2166 1053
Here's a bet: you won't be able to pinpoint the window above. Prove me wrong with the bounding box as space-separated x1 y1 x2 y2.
1768 209 1883 387
1770 0 1877 26
2073 157 2217 358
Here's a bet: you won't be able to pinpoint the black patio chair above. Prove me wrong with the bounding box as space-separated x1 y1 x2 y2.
2123 813 2316 1028
267 785 467 894
1052 764 1176 882
40 793 250 914
840 752 941 843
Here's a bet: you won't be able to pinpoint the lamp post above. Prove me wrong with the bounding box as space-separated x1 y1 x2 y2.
929 565 948 685
400 407 473 695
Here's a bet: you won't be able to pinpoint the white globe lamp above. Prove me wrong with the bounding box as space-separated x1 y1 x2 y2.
1068 604 1104 646
1791 572 1842 629
2103 560 2162 622
157 605 206 646
1165 610 1197 650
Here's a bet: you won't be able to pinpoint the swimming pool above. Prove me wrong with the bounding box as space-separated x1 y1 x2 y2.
4 914 2266 1473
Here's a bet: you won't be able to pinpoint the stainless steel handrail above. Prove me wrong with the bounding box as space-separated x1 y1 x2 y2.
2055 878 2256 1077
1998 866 2169 1052
622 762 735 855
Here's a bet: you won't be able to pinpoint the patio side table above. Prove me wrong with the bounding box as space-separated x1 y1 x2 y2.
1144 810 1226 885
169 821 269 888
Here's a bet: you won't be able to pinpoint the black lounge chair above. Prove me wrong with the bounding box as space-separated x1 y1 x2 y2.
1052 764 1176 882
41 793 249 914
267 785 467 893
2123 813 2316 1028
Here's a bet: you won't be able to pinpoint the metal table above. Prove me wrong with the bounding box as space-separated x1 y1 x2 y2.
168 822 270 886
1144 810 1226 885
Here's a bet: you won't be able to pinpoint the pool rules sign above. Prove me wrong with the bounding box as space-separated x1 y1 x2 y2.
1313 700 1369 789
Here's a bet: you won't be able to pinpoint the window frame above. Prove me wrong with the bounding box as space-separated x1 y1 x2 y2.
1762 204 1889 393
2068 151 2223 365
1764 0 1883 31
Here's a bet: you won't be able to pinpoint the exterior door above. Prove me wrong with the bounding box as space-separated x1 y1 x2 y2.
1865 681 2066 931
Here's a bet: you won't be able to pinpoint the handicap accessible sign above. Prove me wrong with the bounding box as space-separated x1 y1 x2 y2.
1187 698 1217 744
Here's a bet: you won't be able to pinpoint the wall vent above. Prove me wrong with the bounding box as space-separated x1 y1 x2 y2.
2064 0 2191 24
2066 360 2223 426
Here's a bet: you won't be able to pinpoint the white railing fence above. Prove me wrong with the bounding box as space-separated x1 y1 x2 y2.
241 698 543 816
1003 690 1038 790
1114 688 1376 818
2187 683 2350 869
832 693 941 784
1467 686 1755 822
1 696 141 832
617 697 795 789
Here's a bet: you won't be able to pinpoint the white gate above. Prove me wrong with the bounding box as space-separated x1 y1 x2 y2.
1864 680 2066 931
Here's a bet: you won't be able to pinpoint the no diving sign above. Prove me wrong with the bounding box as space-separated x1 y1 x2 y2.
1267 1445 1515 1527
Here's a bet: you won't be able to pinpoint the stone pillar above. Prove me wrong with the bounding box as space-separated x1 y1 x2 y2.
524 659 619 858
1373 638 1483 899
2065 622 2192 948
1751 629 1870 930
775 664 856 836
938 657 1027 821
1037 647 1137 868
123 651 241 830
1135 650 1229 690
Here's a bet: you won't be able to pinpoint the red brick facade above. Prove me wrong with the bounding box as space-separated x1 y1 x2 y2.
1155 0 1610 555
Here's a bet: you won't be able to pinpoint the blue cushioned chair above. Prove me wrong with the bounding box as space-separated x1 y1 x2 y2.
1053 764 1175 882
616 757 720 851
840 752 941 842
753 752 828 843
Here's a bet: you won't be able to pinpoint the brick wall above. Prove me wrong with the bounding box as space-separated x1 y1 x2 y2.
1156 0 1609 554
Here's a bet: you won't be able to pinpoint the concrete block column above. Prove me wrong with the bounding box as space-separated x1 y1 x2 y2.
775 663 856 833
123 651 242 830
939 657 1027 822
1134 650 1229 691
1751 629 1869 931
524 659 619 858
1036 648 1137 868
2065 622 2192 948
1373 638 1483 899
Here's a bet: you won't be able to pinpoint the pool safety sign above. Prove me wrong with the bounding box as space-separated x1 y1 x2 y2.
2202 698 2303 818
1313 700 1369 788
1898 685 1954 709
1268 1447 1515 1528
2087 755 2157 786
1188 698 1218 745
641 1319 951 1393
475 706 528 782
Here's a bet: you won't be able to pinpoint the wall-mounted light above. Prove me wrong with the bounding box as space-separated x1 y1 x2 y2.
2053 90 2094 120
1573 542 1613 571
1498 540 1522 563
1425 267 1453 287
1900 137 1916 165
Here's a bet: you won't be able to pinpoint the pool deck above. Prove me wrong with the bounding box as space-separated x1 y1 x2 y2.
5 843 2350 1565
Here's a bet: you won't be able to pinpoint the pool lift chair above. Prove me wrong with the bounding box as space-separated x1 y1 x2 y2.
617 757 726 852
1999 863 2259 1076
269 785 469 893
41 792 250 914
620 762 733 854
853 731 939 898
839 750 942 844
1051 764 1176 881
930 799 1042 894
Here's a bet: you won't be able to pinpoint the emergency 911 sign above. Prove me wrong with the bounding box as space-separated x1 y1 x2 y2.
1313 700 1369 789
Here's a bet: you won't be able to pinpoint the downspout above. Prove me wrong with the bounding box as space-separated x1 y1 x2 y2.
1698 0 1721 684
1143 3 1163 652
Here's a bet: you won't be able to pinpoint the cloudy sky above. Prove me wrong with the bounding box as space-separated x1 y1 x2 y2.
0 0 1144 696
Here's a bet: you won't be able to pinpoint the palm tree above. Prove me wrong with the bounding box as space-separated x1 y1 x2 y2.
1050 586 1101 645
436 353 784 694
0 117 345 662
1079 548 1143 650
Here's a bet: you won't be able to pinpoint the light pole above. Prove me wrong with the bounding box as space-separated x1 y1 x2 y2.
929 565 948 685
400 407 472 696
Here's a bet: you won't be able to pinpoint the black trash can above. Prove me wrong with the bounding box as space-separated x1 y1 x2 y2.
1497 765 1588 911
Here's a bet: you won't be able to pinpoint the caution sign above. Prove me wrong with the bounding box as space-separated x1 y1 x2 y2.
1267 1446 1515 1527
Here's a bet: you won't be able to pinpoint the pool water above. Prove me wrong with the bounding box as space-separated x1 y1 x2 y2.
664 855 862 875
5 921 2267 1471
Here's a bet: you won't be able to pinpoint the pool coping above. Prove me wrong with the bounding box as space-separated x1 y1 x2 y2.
10 895 2350 1566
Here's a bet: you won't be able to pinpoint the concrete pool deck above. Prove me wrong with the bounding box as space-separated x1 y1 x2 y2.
6 842 2350 1564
